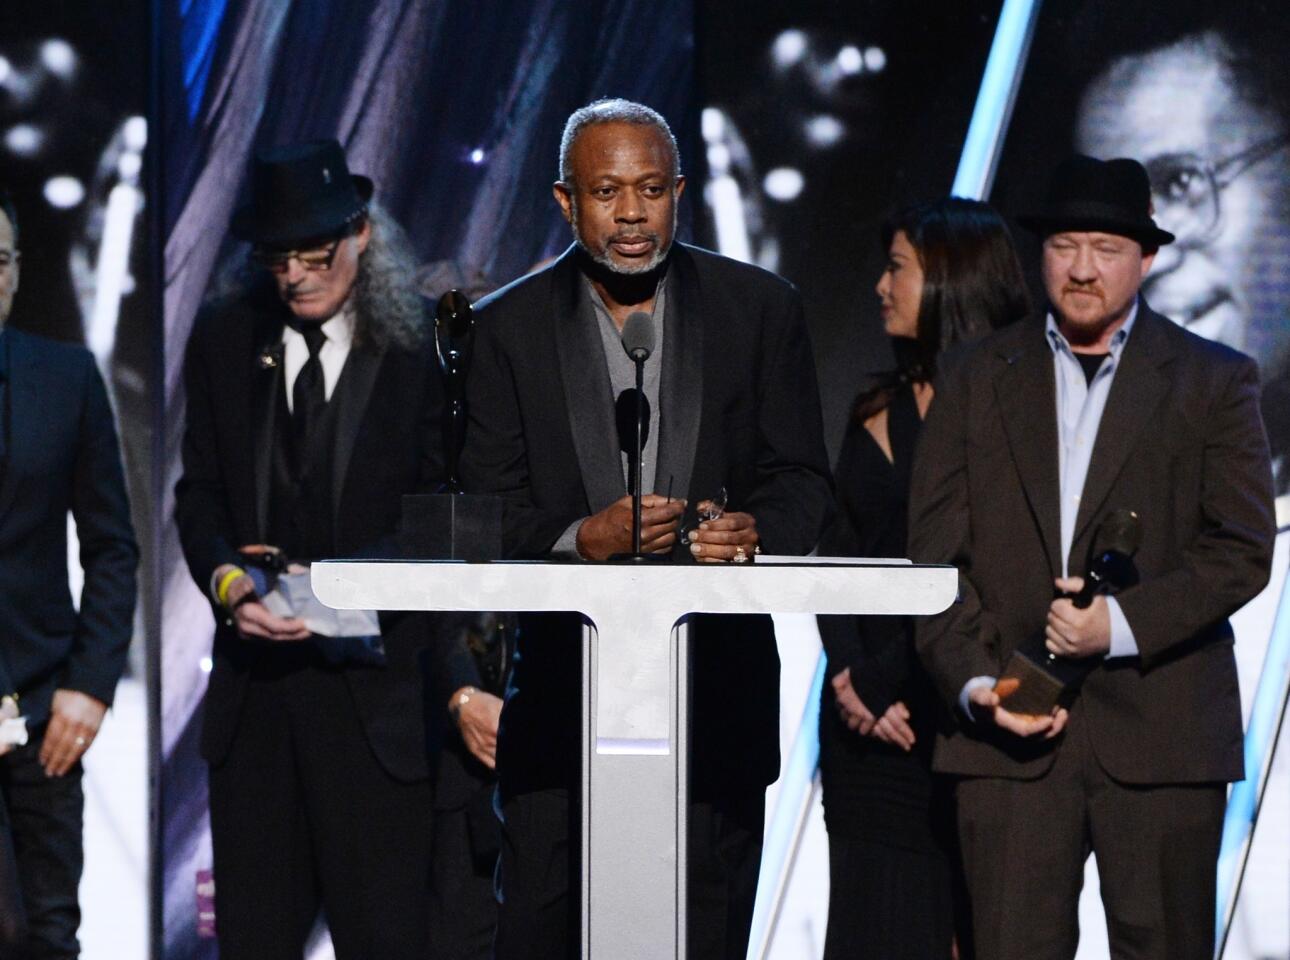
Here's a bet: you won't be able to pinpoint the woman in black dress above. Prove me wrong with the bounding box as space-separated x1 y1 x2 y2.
818 198 1029 959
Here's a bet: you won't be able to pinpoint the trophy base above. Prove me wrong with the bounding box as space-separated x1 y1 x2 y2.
994 649 1067 717
400 494 502 561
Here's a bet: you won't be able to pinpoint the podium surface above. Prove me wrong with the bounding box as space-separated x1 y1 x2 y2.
313 559 956 958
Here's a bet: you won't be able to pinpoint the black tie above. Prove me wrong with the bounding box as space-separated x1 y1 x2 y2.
293 324 327 444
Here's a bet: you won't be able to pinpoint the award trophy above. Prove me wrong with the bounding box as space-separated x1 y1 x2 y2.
994 509 1141 716
399 290 501 561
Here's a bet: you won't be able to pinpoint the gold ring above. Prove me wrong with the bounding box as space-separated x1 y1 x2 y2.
733 546 749 563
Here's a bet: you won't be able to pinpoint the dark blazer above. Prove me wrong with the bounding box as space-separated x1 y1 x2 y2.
459 243 833 795
0 328 136 725
175 285 446 782
909 303 1275 784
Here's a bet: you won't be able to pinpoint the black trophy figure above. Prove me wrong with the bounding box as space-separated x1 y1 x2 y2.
398 290 501 561
996 509 1142 715
435 289 474 494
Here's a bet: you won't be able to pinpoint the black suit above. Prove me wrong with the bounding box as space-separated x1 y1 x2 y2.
0 327 137 957
460 244 833 958
176 284 447 959
909 304 1275 959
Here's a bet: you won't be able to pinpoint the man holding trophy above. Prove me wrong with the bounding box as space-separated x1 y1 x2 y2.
910 155 1275 959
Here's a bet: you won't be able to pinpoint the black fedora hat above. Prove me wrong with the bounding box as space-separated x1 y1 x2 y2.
1018 155 1174 248
231 139 373 248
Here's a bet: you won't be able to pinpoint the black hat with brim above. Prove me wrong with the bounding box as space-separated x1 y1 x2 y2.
1017 154 1174 249
231 139 373 248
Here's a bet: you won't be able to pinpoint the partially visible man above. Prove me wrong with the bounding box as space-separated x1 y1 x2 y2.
0 188 138 957
460 99 833 959
910 156 1274 959
175 142 445 959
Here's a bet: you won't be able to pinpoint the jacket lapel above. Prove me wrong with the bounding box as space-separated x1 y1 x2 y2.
654 247 703 502
1070 306 1174 550
551 249 625 514
994 325 1063 577
331 342 384 529
251 315 285 541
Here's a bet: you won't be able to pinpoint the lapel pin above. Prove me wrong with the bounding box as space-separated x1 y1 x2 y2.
259 346 283 370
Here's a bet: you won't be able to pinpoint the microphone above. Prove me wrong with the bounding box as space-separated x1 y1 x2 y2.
619 311 654 558
1071 509 1141 609
615 389 651 495
621 311 654 362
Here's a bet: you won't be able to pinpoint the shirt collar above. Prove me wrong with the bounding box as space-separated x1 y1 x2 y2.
282 301 355 350
1045 297 1138 359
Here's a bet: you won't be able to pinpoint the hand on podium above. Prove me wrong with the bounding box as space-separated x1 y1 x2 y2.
687 509 760 563
969 684 1069 739
575 495 685 561
1045 576 1111 658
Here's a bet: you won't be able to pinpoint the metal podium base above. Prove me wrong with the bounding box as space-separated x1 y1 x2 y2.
312 558 956 959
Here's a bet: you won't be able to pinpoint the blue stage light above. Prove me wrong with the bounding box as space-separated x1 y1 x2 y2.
1216 563 1290 953
950 0 1043 200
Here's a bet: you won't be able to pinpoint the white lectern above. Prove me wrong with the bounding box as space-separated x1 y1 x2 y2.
313 559 956 959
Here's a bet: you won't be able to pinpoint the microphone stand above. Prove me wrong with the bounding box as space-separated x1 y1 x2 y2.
632 355 645 555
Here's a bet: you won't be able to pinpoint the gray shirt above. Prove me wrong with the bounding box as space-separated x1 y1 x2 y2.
551 271 670 558
589 275 666 496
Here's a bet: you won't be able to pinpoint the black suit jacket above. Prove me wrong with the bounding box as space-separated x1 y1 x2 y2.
0 328 136 725
909 304 1275 784
175 285 446 782
459 243 833 796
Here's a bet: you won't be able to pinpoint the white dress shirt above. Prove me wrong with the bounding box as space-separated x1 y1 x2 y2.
281 306 354 412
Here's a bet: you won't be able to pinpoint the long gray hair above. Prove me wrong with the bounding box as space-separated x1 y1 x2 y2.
205 201 426 351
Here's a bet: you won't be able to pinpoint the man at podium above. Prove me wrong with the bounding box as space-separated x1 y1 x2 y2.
460 98 832 959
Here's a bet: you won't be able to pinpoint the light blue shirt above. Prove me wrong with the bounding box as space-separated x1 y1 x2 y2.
960 303 1140 716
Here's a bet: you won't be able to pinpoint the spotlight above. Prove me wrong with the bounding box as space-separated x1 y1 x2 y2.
4 124 44 157
804 115 845 148
200 657 213 673
0 56 11 87
701 107 725 142
864 46 887 73
706 144 731 176
836 45 863 76
763 168 805 202
123 116 148 151
469 147 486 164
40 39 78 78
44 176 85 209
771 30 808 70
118 153 142 179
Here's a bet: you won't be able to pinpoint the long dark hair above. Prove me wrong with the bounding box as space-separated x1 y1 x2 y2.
855 197 1029 422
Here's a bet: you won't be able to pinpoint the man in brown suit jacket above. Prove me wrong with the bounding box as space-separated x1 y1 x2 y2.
909 156 1275 960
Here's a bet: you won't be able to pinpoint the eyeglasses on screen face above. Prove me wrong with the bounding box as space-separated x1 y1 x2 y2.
1144 131 1290 246
252 237 344 274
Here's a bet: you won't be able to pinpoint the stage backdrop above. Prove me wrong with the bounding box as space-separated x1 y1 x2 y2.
158 2 698 956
